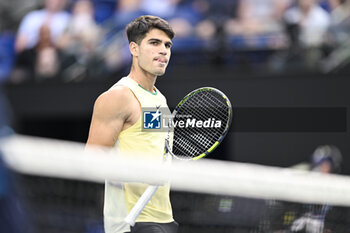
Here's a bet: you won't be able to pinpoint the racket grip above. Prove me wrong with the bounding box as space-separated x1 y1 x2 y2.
124 185 159 226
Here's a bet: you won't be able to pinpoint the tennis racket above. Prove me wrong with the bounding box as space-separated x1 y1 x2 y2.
124 87 232 226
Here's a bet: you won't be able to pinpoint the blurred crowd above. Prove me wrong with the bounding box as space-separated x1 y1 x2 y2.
0 0 350 83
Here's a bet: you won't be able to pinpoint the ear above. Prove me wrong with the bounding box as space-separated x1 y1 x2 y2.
129 41 139 57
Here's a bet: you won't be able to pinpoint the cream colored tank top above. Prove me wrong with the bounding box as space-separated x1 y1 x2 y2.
103 77 173 233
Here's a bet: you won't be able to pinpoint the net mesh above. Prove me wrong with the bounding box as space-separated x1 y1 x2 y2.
1 135 350 233
14 175 104 233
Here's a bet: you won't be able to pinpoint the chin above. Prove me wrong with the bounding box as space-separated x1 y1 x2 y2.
154 69 166 76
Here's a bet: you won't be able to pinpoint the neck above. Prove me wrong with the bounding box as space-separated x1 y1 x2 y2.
300 5 312 14
128 63 157 92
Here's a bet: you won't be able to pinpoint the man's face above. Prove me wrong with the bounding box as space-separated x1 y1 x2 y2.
133 28 173 77
314 161 332 173
297 0 315 11
45 0 67 12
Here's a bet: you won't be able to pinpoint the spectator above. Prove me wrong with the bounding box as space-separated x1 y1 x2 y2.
0 88 12 137
224 0 289 37
101 0 161 74
108 0 199 40
93 0 117 24
141 0 197 39
0 85 30 233
192 0 238 40
284 0 331 48
35 22 60 78
13 0 70 81
15 0 70 53
327 0 350 45
112 0 146 32
0 3 16 82
309 145 342 173
325 0 343 11
57 0 103 81
277 0 330 70
140 0 178 19
320 0 350 72
0 33 15 82
289 145 343 233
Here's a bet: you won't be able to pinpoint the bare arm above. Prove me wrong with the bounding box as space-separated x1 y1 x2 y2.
15 14 33 53
15 35 28 53
86 86 137 148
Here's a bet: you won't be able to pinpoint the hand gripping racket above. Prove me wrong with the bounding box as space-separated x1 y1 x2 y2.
124 87 232 226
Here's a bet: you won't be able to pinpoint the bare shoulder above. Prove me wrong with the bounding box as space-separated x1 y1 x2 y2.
96 85 132 105
93 85 135 119
87 85 137 147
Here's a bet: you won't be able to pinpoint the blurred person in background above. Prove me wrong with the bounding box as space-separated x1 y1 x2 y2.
112 0 147 32
0 88 12 138
183 0 239 64
191 0 238 41
58 0 103 81
100 0 147 74
223 0 290 68
289 145 343 233
140 0 179 19
13 0 70 82
0 34 15 83
0 2 16 82
320 0 350 73
141 0 206 40
328 0 350 41
327 0 344 10
103 0 198 73
309 145 342 173
224 0 289 39
284 0 331 47
283 0 330 69
144 0 196 39
110 0 197 37
0 85 32 233
269 145 344 233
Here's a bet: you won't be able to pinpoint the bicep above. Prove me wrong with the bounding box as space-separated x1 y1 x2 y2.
15 15 35 52
86 113 124 147
86 91 129 148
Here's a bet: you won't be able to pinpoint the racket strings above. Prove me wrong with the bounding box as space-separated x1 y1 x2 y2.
172 90 230 158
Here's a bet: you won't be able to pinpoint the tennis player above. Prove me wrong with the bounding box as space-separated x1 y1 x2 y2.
86 15 177 233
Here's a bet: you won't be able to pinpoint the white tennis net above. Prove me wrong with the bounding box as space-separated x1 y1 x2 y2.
2 134 350 206
1 134 350 233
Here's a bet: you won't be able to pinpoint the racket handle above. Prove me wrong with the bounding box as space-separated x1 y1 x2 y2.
124 185 159 226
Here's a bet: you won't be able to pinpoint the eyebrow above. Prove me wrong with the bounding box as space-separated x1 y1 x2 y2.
148 38 173 47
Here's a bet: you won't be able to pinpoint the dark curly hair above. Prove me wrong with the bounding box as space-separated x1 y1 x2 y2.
126 15 175 44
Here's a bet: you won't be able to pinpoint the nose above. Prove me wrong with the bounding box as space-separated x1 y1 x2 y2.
159 44 168 56
159 50 167 56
